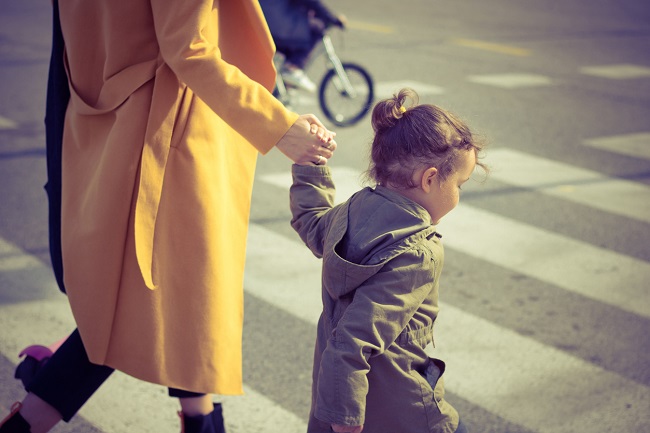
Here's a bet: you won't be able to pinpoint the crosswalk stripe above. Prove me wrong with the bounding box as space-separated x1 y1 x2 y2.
467 73 553 88
1 214 649 433
244 224 650 433
484 148 650 223
260 164 650 318
583 132 650 161
0 115 17 130
3 145 649 431
0 237 307 433
437 204 650 318
0 238 45 272
579 64 650 79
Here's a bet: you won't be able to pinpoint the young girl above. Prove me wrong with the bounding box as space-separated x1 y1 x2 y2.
290 88 487 433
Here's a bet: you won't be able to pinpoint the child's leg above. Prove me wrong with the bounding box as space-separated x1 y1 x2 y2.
18 329 113 431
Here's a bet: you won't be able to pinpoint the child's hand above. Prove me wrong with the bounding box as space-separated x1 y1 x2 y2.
332 424 363 433
309 123 336 145
277 114 336 166
302 123 336 166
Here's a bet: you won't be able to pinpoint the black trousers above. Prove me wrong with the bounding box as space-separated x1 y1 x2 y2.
26 330 205 422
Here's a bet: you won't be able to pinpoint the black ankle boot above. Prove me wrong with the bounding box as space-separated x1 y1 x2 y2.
179 403 225 433
14 341 64 389
0 403 31 433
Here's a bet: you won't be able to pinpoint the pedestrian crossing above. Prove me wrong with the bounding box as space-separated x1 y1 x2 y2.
1 19 649 429
483 148 650 224
253 151 650 432
245 216 650 433
0 238 309 433
1 142 649 431
2 1 649 430
583 132 650 161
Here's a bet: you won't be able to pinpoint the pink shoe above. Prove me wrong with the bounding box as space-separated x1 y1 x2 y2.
14 337 66 389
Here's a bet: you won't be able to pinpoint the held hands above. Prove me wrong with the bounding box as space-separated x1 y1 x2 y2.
276 114 337 166
332 424 363 433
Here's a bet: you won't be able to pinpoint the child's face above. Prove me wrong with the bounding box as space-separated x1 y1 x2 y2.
423 149 476 224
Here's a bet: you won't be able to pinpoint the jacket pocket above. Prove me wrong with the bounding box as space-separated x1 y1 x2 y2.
411 357 447 432
422 357 446 403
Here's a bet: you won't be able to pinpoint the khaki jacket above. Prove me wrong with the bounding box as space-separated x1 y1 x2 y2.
290 165 460 433
58 0 298 394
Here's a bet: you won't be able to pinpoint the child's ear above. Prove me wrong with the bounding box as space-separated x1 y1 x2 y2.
421 167 438 192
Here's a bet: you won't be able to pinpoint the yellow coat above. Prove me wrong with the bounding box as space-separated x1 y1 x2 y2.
58 0 298 394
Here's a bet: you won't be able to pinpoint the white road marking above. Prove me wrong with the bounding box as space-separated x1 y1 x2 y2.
3 146 649 431
437 204 650 318
261 162 650 317
580 64 650 79
467 73 553 88
244 224 650 433
0 115 18 130
0 237 307 433
583 132 650 161
0 239 44 272
484 148 650 223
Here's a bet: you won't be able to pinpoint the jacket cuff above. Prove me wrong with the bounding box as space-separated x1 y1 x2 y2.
291 164 332 177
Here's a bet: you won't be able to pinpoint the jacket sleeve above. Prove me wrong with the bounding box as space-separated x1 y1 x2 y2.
314 247 437 426
290 164 338 258
150 0 298 154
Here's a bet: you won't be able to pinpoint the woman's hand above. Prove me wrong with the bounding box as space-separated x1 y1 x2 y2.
276 114 336 166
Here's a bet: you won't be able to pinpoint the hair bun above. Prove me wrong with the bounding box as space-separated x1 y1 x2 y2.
371 88 419 133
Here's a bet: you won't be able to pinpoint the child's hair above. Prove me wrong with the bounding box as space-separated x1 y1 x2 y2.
367 88 487 188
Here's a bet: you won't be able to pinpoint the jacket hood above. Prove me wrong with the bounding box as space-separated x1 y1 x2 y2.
322 186 437 299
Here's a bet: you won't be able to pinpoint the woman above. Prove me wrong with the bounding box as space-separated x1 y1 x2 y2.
0 0 336 432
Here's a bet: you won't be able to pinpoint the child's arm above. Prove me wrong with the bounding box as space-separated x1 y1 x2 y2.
289 163 338 258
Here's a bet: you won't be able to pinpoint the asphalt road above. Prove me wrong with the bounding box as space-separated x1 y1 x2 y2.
1 1 649 432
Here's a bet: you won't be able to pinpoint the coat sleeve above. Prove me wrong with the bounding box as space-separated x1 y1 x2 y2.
290 164 338 258
150 0 298 154
314 248 437 426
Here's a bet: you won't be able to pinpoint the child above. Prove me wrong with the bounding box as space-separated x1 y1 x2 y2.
290 88 487 433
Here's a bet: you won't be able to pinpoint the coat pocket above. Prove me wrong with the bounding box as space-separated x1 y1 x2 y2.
422 357 446 404
410 357 449 432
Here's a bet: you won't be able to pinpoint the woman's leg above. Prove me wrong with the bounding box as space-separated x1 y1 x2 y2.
13 394 62 433
169 389 214 417
17 329 113 432
169 389 225 433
